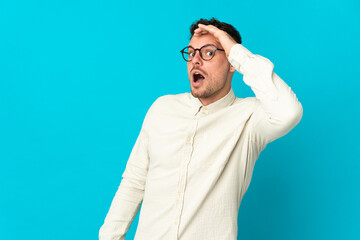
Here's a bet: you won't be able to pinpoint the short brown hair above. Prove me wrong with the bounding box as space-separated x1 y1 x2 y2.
189 17 242 44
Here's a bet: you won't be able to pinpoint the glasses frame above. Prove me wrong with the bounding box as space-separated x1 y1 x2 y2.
180 44 225 62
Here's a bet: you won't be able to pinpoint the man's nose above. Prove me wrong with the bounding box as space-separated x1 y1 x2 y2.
191 50 202 65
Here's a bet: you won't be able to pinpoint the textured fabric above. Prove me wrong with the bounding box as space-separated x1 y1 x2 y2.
99 44 303 240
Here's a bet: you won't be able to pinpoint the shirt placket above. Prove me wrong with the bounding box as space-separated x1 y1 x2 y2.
173 113 200 239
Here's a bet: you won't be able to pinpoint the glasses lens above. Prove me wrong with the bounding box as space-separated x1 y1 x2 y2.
201 46 215 60
182 47 195 61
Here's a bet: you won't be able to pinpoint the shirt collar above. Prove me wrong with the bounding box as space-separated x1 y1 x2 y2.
188 88 236 116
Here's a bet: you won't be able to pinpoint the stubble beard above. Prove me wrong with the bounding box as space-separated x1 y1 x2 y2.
191 85 214 99
191 79 226 100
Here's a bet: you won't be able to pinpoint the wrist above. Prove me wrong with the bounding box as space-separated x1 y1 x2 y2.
225 42 237 58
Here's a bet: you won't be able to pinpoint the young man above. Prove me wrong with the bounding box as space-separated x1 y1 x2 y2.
99 18 303 240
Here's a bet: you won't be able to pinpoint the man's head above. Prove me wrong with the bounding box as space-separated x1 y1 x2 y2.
185 18 242 106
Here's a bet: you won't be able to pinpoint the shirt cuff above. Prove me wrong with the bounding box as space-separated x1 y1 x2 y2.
227 43 253 73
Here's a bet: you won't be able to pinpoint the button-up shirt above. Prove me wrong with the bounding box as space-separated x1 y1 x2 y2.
99 44 303 240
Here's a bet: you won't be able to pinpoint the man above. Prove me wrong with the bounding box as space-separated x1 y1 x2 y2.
99 18 303 240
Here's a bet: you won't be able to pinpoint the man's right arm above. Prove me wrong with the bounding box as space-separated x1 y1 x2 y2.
99 102 155 240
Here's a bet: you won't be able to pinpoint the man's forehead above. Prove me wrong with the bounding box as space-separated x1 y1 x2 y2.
188 35 221 48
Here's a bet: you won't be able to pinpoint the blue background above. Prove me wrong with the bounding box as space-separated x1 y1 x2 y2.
1 0 359 239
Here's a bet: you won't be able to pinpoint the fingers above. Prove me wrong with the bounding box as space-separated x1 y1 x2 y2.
198 24 218 34
193 27 208 37
194 24 221 38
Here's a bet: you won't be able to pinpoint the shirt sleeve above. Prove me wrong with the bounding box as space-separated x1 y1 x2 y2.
227 44 303 147
99 102 155 240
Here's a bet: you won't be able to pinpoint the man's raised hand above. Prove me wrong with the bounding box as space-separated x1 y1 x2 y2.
194 24 237 58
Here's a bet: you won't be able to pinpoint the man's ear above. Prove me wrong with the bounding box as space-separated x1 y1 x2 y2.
229 64 236 73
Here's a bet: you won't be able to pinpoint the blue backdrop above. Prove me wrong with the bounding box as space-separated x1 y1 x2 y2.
1 0 359 239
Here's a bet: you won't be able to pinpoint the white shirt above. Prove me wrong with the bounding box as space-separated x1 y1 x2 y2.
99 44 303 240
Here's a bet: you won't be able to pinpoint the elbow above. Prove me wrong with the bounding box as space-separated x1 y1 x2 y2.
270 101 303 142
293 101 303 125
283 100 303 130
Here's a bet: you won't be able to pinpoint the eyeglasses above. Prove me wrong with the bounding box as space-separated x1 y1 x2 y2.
180 44 224 62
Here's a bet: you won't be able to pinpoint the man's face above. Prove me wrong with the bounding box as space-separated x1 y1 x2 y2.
187 33 235 106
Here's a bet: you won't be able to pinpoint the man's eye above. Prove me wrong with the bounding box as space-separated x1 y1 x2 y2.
206 51 214 56
189 52 195 57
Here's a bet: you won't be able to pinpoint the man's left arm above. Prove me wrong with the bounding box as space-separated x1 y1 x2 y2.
228 43 303 145
195 24 303 146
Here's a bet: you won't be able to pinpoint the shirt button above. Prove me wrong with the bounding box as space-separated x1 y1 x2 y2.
178 192 181 198
174 220 178 225
186 136 191 142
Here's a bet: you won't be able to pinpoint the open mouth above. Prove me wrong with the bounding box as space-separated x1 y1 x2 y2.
193 72 205 82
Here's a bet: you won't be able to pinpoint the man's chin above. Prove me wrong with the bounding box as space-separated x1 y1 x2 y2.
191 89 207 99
